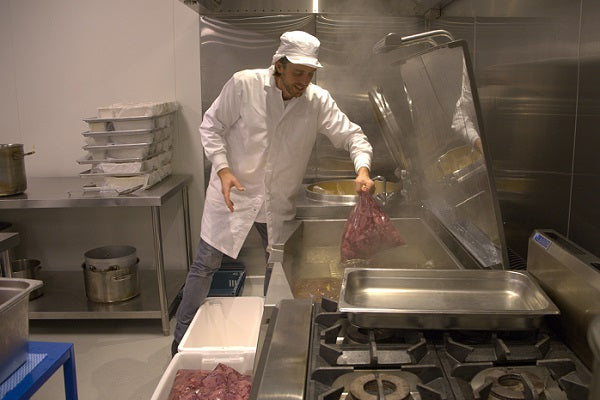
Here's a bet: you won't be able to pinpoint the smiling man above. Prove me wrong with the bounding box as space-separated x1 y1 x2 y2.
274 58 315 99
171 31 375 355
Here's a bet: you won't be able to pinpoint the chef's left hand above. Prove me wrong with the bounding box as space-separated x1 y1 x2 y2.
355 167 375 194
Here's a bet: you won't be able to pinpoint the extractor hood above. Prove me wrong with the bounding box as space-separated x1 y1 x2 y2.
180 0 454 16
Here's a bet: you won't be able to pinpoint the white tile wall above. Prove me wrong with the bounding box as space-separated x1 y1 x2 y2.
0 0 204 265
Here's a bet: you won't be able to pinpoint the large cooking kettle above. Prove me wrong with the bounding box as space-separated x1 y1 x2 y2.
0 144 34 196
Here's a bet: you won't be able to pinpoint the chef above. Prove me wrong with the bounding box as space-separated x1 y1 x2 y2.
172 31 375 354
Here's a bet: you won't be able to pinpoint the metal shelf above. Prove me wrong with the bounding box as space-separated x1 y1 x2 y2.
28 269 187 319
0 175 193 335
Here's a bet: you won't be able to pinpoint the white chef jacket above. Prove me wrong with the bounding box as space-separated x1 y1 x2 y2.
451 59 480 146
200 66 373 258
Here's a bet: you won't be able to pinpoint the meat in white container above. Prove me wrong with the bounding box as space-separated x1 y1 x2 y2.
151 351 255 400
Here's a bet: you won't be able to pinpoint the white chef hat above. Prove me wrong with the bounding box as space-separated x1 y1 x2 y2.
272 31 323 69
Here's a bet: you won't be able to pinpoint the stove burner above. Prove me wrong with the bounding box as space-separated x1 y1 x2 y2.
346 324 396 343
348 373 410 400
471 368 545 400
451 330 494 345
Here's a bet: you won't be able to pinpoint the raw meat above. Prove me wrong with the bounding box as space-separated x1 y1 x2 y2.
340 191 405 261
167 363 252 400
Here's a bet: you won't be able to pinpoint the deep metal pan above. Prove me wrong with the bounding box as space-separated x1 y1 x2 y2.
338 268 559 330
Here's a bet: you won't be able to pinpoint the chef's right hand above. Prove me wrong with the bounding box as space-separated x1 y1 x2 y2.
217 167 245 212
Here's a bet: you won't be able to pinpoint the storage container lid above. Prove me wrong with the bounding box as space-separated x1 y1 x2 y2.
369 35 507 269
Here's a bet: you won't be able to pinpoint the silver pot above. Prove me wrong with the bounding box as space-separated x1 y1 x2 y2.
82 261 140 303
0 144 34 196
84 245 137 271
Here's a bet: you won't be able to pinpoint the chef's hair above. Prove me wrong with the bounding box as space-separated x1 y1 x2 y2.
273 57 289 77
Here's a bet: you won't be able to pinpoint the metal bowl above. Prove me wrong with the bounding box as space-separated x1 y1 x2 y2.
305 179 400 204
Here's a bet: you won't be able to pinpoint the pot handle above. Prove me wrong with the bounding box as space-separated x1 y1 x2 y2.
113 273 134 282
12 150 35 160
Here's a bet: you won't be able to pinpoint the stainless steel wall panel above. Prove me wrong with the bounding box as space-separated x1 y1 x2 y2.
483 92 576 173
184 0 452 16
191 0 314 14
571 0 600 254
314 15 424 179
199 15 316 113
570 175 600 257
466 0 578 18
430 17 475 60
464 10 579 256
318 0 448 16
575 0 600 175
496 172 571 257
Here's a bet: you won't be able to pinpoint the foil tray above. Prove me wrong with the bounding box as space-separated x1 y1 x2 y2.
338 268 559 330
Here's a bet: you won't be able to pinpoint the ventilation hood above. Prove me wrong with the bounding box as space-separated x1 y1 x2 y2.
180 0 454 16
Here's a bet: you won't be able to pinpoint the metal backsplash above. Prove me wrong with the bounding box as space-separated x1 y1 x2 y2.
432 0 600 258
182 0 454 16
199 14 426 183
193 0 600 260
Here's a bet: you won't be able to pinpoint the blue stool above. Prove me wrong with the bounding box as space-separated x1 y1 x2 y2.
0 342 77 400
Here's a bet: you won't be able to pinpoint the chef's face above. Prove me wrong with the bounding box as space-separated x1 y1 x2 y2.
275 61 316 100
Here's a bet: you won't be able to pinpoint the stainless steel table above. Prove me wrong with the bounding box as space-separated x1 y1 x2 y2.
0 175 193 335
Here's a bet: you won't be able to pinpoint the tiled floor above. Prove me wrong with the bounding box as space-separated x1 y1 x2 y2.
27 276 264 400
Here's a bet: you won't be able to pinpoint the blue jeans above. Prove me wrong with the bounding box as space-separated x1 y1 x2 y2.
173 223 268 343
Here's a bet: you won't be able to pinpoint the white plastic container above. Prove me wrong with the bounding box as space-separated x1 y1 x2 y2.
178 296 264 354
150 351 255 400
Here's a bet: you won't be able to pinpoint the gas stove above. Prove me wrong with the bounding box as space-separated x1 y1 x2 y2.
305 298 592 400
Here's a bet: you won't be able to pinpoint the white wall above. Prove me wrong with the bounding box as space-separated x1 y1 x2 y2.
0 0 203 268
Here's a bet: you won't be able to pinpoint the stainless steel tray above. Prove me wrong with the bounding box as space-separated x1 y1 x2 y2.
338 268 559 330
0 278 43 383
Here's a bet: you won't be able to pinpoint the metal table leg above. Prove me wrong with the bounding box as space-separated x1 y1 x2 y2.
151 206 170 336
182 185 193 269
0 232 19 277
1 251 12 277
63 345 78 400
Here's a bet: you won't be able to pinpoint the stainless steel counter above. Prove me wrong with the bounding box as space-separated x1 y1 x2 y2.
250 298 312 400
0 175 193 335
0 175 191 209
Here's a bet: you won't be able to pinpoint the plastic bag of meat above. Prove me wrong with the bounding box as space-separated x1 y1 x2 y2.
168 363 252 400
340 191 405 262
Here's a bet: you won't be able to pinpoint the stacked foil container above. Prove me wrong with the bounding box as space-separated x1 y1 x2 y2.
78 101 178 194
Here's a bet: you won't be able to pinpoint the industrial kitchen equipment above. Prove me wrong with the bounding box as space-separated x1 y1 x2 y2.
251 296 591 400
285 30 508 302
250 31 593 400
0 278 42 383
527 229 600 369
